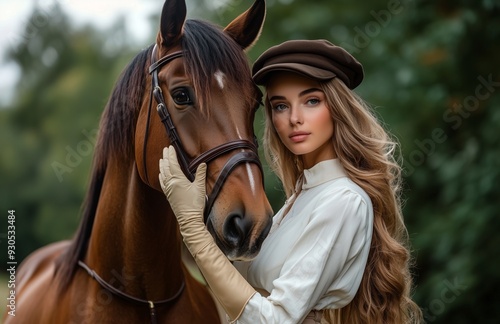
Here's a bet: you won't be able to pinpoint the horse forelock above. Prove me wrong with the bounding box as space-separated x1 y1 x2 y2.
182 19 256 114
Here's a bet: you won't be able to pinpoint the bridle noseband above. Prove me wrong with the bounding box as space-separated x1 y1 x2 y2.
146 44 263 223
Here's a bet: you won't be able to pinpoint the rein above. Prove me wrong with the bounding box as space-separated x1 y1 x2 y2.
78 261 184 324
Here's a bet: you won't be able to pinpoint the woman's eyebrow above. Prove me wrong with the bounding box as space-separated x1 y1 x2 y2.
268 88 323 102
268 95 286 101
299 88 323 97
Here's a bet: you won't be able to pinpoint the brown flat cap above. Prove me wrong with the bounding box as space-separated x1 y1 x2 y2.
252 39 364 89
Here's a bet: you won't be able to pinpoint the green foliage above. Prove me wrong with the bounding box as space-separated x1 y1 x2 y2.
0 5 138 262
1 1 499 322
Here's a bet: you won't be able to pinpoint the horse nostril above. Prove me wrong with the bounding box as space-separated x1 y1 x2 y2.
223 213 251 248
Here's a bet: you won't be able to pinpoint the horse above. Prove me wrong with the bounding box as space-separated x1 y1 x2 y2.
4 0 273 322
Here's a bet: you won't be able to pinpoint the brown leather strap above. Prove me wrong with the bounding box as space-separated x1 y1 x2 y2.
150 47 194 181
78 261 184 323
149 50 183 74
156 97 194 181
188 140 257 173
145 46 190 182
204 151 262 223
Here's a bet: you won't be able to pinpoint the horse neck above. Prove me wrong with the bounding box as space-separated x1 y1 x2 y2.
86 157 184 300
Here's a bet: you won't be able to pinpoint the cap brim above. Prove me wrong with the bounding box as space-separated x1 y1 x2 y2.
253 62 336 85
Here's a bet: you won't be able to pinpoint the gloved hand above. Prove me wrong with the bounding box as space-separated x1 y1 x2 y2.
159 146 256 321
159 146 209 257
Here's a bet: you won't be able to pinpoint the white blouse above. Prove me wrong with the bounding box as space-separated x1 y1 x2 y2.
233 159 373 323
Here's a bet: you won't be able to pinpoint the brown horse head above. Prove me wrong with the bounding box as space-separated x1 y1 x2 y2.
135 0 272 261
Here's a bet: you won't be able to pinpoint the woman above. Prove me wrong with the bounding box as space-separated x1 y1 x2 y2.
160 39 422 323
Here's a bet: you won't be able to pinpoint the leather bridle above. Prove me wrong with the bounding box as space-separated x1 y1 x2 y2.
145 44 263 223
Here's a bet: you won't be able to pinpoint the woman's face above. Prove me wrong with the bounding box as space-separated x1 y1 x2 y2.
266 72 336 168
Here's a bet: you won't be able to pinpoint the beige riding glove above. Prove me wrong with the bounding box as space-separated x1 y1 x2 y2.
159 146 256 321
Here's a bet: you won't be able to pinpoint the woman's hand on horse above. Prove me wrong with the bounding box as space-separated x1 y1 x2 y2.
160 149 256 321
159 146 207 227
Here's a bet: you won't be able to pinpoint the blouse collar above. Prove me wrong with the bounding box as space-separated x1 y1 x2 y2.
302 159 347 189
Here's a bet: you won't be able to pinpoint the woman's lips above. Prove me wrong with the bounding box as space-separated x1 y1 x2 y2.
289 132 310 143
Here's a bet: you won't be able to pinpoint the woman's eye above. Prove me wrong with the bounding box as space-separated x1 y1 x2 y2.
272 103 288 112
306 98 320 105
172 88 192 105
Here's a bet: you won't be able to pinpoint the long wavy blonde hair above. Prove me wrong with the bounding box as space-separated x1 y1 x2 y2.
262 77 422 323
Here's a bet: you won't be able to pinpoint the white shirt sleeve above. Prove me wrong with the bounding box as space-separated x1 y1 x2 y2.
235 187 372 324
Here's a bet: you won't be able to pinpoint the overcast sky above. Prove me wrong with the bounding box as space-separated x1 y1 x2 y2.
0 0 159 105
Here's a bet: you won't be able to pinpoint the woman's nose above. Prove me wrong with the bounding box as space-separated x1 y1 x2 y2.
289 106 303 125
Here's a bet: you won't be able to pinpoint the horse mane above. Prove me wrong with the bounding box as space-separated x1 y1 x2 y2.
54 18 256 291
55 45 152 290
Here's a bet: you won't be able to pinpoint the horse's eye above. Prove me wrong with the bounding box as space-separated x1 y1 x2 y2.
171 88 193 106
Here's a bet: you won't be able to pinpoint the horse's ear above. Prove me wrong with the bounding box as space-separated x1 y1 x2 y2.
223 0 266 51
158 0 187 47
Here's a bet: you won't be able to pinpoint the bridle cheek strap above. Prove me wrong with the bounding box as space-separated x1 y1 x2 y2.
155 88 193 181
150 48 193 181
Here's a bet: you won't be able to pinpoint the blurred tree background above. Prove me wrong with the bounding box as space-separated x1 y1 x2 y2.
1 0 499 322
